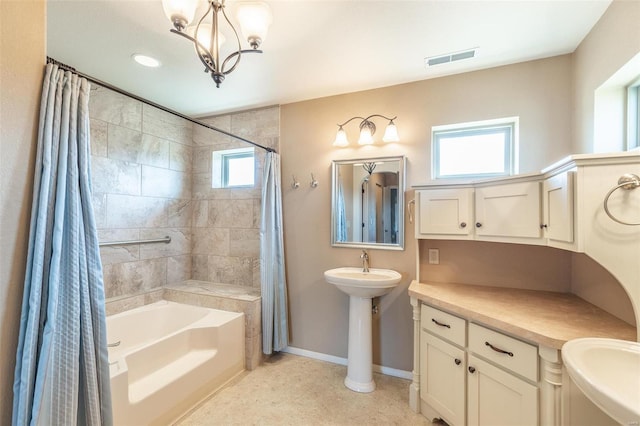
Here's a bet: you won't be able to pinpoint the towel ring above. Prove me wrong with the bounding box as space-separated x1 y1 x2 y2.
603 173 640 226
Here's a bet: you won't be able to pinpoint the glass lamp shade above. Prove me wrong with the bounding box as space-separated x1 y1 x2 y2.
187 23 226 52
358 127 374 145
333 128 349 147
382 122 399 142
236 2 272 47
162 0 199 29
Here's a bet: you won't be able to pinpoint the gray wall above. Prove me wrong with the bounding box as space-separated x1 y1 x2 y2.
280 56 574 371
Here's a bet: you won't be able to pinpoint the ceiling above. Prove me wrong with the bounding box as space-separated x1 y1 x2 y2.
47 0 612 117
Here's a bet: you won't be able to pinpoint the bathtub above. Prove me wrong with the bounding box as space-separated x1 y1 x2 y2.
107 300 245 425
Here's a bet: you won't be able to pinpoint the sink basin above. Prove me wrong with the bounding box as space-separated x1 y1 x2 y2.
324 267 402 298
562 337 640 424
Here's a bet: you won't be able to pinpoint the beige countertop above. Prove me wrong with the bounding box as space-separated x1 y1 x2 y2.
409 281 637 349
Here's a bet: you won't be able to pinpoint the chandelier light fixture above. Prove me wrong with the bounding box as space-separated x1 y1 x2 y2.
162 0 272 87
333 114 399 147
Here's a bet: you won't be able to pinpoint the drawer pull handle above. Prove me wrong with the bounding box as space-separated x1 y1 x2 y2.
431 318 451 328
485 341 514 357
475 222 482 228
460 222 467 228
454 358 462 365
468 366 476 373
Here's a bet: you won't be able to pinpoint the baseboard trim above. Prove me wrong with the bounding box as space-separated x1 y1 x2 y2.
282 346 413 380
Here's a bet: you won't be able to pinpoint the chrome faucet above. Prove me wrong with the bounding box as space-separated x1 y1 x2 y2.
361 250 370 273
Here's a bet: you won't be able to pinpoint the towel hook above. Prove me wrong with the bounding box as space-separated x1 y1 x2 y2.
603 173 640 226
291 175 300 189
310 173 319 188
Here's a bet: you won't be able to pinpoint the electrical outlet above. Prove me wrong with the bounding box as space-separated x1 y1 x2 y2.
428 248 440 265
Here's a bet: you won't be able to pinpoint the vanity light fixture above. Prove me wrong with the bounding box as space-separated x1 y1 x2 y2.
162 0 272 87
333 114 399 147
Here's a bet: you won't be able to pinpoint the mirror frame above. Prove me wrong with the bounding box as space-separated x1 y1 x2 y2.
331 155 406 250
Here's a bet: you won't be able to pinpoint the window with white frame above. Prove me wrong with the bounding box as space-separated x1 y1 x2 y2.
432 118 518 179
627 77 640 150
212 147 255 188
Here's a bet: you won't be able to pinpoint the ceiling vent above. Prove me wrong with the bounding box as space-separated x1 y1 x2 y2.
425 48 478 68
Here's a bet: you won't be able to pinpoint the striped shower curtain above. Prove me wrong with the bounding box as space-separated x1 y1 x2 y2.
260 152 289 354
12 64 112 425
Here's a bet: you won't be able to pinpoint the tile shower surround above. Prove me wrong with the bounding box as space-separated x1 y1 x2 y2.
89 84 280 299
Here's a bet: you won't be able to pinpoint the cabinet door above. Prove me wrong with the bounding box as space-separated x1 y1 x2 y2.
467 355 538 426
421 331 466 426
542 171 574 243
475 181 541 239
416 188 473 238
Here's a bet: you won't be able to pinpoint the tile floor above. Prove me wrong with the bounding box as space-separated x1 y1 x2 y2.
175 353 432 425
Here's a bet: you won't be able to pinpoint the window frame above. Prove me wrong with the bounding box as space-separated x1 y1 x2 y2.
212 147 255 189
432 117 518 180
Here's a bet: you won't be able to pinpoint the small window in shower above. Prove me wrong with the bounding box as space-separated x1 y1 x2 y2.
212 147 255 188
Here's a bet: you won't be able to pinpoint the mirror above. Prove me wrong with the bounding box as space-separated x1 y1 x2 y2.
331 156 405 250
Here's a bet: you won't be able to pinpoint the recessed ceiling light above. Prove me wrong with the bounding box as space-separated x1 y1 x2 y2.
132 54 161 68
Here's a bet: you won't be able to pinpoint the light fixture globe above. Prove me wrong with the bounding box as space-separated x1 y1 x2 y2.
333 127 349 147
358 120 375 145
162 0 199 30
382 121 399 142
236 1 272 49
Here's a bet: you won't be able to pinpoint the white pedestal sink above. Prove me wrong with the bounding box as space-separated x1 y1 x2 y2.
324 267 402 393
562 337 640 424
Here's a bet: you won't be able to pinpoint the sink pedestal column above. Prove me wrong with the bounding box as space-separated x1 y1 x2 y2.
345 296 375 393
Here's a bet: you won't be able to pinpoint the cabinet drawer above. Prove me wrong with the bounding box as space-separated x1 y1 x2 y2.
421 305 466 347
468 323 538 382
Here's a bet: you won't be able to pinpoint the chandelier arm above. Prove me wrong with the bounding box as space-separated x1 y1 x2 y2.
221 49 262 74
218 6 243 75
337 116 367 127
169 29 217 73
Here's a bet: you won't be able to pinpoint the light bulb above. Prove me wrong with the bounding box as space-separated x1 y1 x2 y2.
383 121 399 142
333 127 349 147
236 2 272 49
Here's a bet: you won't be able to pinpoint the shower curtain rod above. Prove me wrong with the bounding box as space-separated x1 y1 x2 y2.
46 57 276 153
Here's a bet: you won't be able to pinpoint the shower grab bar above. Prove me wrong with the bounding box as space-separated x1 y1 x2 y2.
99 236 172 247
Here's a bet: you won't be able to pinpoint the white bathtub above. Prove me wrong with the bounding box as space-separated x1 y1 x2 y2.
107 300 245 425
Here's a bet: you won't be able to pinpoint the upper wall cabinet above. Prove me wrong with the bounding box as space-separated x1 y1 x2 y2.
415 180 544 244
416 188 474 239
542 171 575 245
475 181 542 240
413 151 640 252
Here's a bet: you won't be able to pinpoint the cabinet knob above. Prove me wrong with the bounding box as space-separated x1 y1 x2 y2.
454 358 462 365
475 222 482 228
460 222 467 228
540 224 548 229
468 366 476 374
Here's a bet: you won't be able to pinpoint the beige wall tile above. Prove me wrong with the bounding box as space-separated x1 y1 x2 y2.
170 141 193 172
192 255 208 281
208 199 254 228
90 118 108 157
168 199 192 227
192 228 229 256
89 86 142 131
229 229 260 257
92 192 107 229
103 257 167 298
106 194 167 228
207 255 253 285
142 104 192 145
141 165 191 199
98 229 140 264
91 156 141 195
167 255 192 285
108 125 170 168
140 228 191 259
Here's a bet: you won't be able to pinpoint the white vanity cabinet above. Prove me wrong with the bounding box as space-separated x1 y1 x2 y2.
415 188 474 239
414 180 544 244
542 170 576 247
419 304 539 426
474 181 542 241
